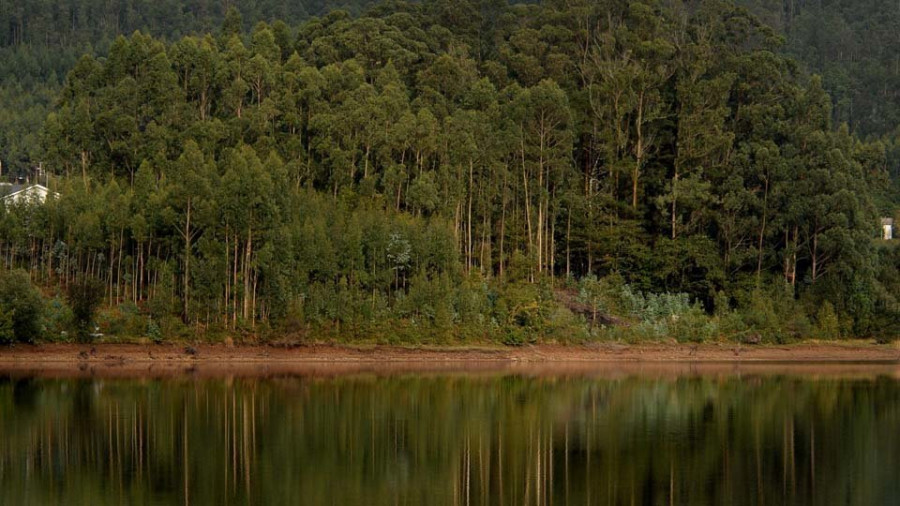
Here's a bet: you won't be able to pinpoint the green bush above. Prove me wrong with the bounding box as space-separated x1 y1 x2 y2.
613 284 700 341
501 326 534 346
0 269 44 344
737 288 783 342
43 296 73 341
621 285 693 321
815 302 842 340
734 283 813 343
66 277 104 343
0 308 13 343
147 318 163 344
715 310 749 341
577 274 627 327
669 307 719 343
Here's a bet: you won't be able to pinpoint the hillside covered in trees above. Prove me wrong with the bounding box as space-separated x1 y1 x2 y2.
737 0 900 138
0 0 383 173
2 0 900 345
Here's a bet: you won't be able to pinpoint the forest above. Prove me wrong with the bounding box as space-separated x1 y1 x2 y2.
2 0 900 345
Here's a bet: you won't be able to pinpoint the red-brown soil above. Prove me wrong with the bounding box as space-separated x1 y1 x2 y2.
0 342 897 378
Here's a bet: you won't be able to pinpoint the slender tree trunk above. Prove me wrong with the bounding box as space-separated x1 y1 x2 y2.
756 174 769 284
117 228 124 304
783 226 798 288
183 199 192 322
467 159 474 274
521 137 534 279
566 208 571 278
133 245 138 303
243 223 253 321
364 145 370 179
481 213 490 276
233 235 239 327
550 212 556 278
454 201 462 268
811 226 819 283
671 170 678 239
633 96 644 210
224 229 230 328
792 229 798 288
81 151 89 184
537 127 546 275
251 271 258 328
499 170 507 280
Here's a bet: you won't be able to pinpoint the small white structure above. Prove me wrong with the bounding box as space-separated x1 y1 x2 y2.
0 183 56 205
882 218 894 240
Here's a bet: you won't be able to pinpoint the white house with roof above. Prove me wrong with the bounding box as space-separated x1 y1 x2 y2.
882 217 894 240
0 183 57 205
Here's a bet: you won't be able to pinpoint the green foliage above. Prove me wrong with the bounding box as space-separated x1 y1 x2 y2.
0 307 13 344
42 297 74 342
493 282 552 345
621 287 694 324
666 307 719 343
0 270 44 344
737 0 900 139
577 274 627 320
66 278 104 343
613 285 708 342
147 318 163 344
0 0 898 344
815 302 842 340
734 284 814 344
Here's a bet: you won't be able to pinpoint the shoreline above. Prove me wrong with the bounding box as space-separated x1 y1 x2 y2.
0 342 898 378
0 341 897 364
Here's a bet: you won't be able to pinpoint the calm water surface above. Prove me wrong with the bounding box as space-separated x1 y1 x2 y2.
0 364 898 505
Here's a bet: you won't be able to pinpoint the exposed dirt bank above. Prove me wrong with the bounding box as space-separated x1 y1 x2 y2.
2 341 898 364
0 342 897 378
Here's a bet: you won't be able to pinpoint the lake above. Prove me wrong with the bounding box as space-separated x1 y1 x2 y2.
0 363 898 505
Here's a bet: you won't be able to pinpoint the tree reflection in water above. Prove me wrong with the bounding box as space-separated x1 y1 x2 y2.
0 371 898 505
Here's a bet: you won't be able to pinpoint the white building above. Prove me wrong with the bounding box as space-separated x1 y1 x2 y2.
0 183 57 205
881 217 894 240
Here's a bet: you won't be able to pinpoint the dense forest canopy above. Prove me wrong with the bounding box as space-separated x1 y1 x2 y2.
0 0 389 47
3 0 900 169
737 0 900 138
1 0 900 344
0 0 384 172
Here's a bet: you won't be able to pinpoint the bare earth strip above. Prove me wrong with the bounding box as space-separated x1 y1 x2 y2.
0 342 898 379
